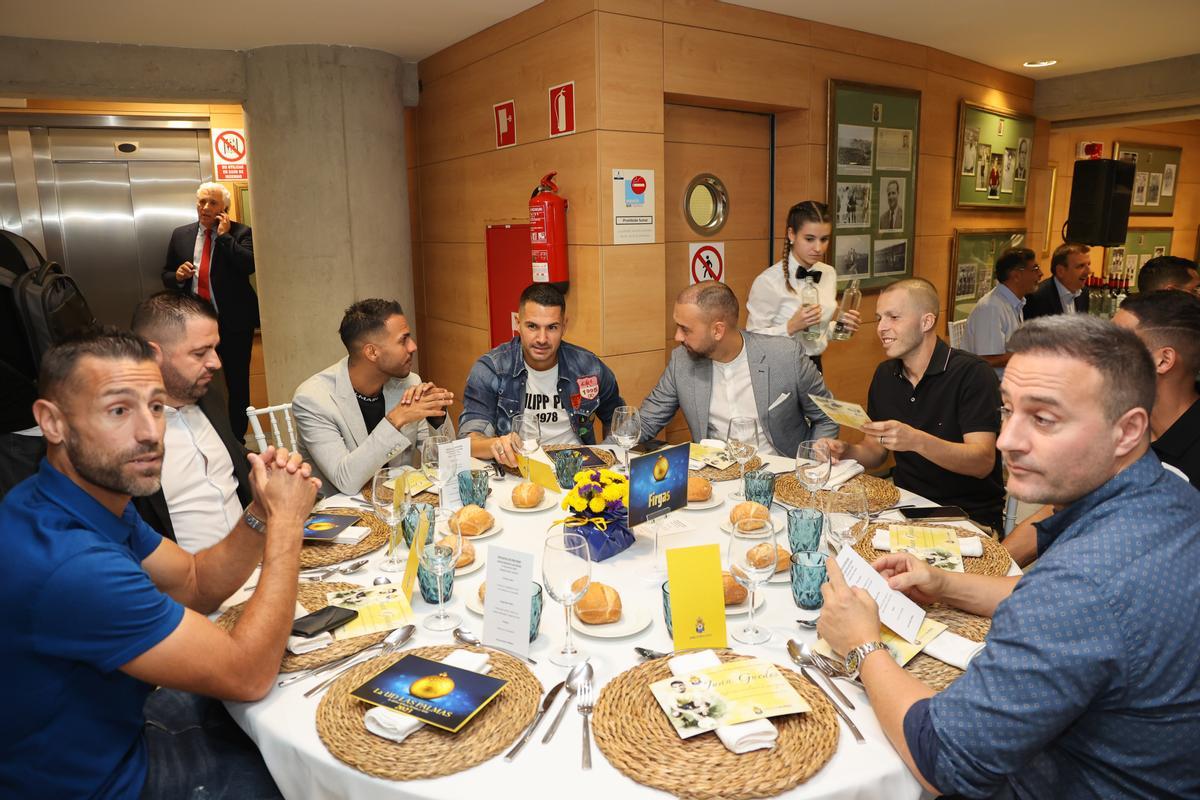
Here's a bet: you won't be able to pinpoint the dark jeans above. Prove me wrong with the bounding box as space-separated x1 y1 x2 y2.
808 354 823 373
217 325 254 443
141 689 281 800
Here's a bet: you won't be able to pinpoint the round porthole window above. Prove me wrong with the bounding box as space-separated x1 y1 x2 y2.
684 173 728 236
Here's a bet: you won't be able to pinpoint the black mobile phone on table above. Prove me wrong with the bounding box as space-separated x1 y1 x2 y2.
629 439 669 454
900 506 969 522
291 606 358 638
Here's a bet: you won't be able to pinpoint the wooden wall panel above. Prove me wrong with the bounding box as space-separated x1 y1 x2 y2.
664 239 770 333
665 104 771 147
422 242 489 329
606 349 669 409
597 0 663 17
663 0 810 44
665 141 770 242
597 130 666 246
419 317 491 424
664 25 810 111
598 12 665 134
601 243 666 355
567 245 604 354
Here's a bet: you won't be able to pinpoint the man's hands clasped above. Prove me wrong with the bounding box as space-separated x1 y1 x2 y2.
386 382 454 430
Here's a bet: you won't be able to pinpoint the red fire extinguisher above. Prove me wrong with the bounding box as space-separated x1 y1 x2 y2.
529 171 569 291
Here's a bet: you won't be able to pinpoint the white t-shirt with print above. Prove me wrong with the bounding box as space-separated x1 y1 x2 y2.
523 362 578 445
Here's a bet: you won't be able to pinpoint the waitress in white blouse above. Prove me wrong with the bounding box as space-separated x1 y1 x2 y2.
746 200 859 371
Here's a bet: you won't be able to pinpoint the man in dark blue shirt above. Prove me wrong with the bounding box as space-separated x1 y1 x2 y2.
818 315 1200 799
0 327 319 798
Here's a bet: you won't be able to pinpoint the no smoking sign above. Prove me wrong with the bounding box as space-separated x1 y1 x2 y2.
688 242 725 285
211 128 250 181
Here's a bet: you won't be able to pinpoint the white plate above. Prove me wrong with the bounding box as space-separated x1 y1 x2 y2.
718 513 786 535
724 590 767 616
768 568 791 584
437 519 504 541
465 592 485 616
454 544 486 577
495 491 560 514
683 494 723 511
570 604 652 638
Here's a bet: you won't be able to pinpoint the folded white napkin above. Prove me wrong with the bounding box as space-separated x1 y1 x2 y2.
333 525 371 545
315 493 370 511
363 650 492 743
824 460 864 490
287 602 333 655
923 631 985 670
871 530 983 557
668 650 777 754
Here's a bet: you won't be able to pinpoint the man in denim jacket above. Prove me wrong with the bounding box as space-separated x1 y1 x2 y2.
460 283 624 466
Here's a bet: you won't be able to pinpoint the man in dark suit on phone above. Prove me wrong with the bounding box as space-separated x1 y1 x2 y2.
162 182 259 439
1023 243 1091 319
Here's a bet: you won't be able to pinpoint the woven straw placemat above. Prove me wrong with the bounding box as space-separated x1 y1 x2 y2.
592 651 839 800
775 473 900 514
690 455 764 483
215 581 389 672
299 509 387 569
501 444 617 477
852 522 1013 578
359 484 440 508
904 604 992 692
315 644 541 780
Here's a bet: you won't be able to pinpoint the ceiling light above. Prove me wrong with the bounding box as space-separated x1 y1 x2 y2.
1022 59 1057 68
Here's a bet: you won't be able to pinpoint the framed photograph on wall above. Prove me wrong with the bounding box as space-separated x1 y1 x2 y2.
950 229 1027 321
1111 227 1174 287
1113 142 1182 216
954 102 1035 210
827 80 921 289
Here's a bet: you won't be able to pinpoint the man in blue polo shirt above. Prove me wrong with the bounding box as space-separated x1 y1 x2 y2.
0 327 319 798
817 315 1200 798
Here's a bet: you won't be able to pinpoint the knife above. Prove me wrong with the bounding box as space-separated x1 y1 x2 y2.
798 666 865 743
504 679 565 761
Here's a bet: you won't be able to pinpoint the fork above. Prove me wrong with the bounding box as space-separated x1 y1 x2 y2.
304 636 407 698
577 681 594 770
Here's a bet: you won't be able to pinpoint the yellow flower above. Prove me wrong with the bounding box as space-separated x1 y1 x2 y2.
570 497 588 513
601 484 623 503
588 496 607 514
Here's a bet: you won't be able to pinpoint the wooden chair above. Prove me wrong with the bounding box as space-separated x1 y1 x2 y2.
948 318 968 350
246 403 297 453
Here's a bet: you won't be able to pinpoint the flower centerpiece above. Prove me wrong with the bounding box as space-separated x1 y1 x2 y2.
558 467 635 562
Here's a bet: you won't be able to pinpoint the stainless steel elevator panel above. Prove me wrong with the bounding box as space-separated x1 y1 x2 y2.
0 134 19 236
54 161 144 326
129 161 203 299
47 127 205 163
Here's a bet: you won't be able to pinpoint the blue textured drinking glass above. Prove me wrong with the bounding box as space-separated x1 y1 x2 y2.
457 469 490 507
661 581 673 638
402 502 435 548
743 469 776 508
528 583 545 642
418 560 454 604
553 450 585 490
790 551 827 610
787 508 823 553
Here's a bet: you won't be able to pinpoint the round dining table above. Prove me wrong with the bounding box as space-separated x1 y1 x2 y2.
220 450 1012 800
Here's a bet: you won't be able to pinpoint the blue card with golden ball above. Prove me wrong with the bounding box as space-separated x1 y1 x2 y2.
350 654 507 733
628 441 689 527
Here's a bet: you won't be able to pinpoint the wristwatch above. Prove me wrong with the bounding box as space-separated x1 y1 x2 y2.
242 509 267 534
844 641 889 676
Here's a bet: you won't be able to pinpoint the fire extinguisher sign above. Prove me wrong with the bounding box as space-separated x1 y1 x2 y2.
548 81 575 138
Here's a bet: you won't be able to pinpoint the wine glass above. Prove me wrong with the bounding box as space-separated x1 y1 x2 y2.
420 432 451 520
825 480 869 552
726 417 759 499
795 440 832 494
371 466 410 572
419 532 462 631
727 518 776 645
611 405 641 474
542 529 591 667
510 413 541 478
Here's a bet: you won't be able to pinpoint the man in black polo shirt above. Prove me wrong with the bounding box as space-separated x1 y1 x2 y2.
818 278 1004 530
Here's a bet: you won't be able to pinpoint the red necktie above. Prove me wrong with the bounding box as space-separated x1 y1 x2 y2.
197 228 213 302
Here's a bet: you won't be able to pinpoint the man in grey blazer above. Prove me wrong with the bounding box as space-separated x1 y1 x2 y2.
639 281 838 454
293 299 454 495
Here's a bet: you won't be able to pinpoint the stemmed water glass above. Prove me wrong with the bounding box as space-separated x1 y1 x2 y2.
542 529 591 667
510 413 541 478
611 406 641 474
419 531 462 631
726 417 759 499
727 518 777 645
825 481 869 552
371 466 411 572
420 432 452 520
795 440 832 494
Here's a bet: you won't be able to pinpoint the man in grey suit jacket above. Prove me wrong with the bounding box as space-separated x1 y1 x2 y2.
638 282 838 454
293 299 454 495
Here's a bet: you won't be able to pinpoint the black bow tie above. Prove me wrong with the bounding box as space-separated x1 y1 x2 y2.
795 266 822 283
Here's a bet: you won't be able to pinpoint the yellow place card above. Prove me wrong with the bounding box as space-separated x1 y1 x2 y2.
889 525 965 572
523 450 562 494
688 443 734 470
808 394 873 431
401 512 431 602
325 585 414 641
382 470 434 496
649 658 810 738
666 544 727 651
815 617 948 667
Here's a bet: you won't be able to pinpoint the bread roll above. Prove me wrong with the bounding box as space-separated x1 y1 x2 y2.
478 582 487 603
570 578 622 624
729 501 770 531
687 475 713 502
511 481 545 508
437 534 474 568
449 504 494 536
748 542 790 573
721 572 748 605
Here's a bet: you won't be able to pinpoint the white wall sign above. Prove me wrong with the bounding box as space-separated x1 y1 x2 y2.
688 242 725 284
611 168 655 245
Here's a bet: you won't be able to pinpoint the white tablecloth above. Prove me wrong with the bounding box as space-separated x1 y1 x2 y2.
223 452 1008 800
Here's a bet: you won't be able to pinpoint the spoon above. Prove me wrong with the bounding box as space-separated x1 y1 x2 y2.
373 576 393 585
303 624 416 698
787 639 855 709
452 628 537 665
542 660 591 744
795 617 818 629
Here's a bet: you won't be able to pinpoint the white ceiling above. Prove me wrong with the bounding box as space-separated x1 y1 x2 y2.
1 0 1197 76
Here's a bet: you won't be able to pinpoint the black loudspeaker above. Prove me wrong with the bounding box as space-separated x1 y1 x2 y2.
1065 158 1134 246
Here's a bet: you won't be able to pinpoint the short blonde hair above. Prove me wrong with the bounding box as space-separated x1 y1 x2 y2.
197 182 231 211
881 277 940 318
